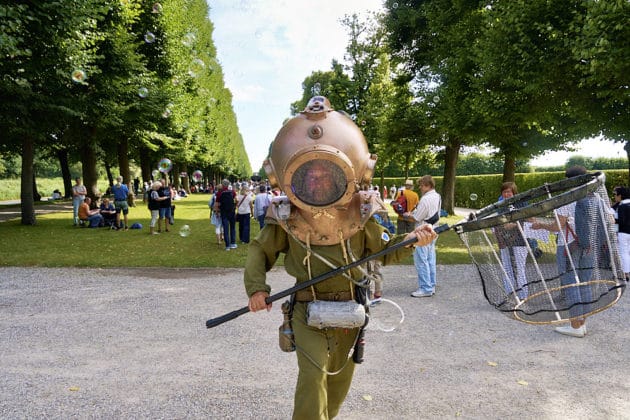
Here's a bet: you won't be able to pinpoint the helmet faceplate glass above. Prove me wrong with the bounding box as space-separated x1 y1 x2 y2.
290 159 347 207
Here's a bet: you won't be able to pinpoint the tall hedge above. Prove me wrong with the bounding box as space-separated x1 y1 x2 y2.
379 169 628 211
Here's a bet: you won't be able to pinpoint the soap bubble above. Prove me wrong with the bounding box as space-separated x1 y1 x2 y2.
179 225 191 237
138 87 149 98
144 32 156 43
433 96 440 103
187 58 205 77
71 69 86 83
158 158 172 173
182 32 196 48
151 2 162 13
469 193 478 201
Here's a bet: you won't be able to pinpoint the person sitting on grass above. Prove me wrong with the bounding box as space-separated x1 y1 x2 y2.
78 197 104 228
99 198 117 229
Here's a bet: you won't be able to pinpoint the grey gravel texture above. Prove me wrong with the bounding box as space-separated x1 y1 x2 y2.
1 265 629 419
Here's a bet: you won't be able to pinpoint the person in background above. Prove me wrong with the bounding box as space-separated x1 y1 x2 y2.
369 206 394 305
72 177 87 226
611 186 623 222
99 197 117 229
494 182 528 299
531 166 593 337
389 184 396 199
396 179 419 234
51 189 62 200
78 197 104 227
209 191 224 246
407 175 441 298
614 186 630 281
148 181 168 235
373 185 381 199
126 182 136 208
111 176 130 230
143 182 150 203
158 180 172 233
236 183 254 244
217 179 237 250
169 184 176 225
253 184 271 230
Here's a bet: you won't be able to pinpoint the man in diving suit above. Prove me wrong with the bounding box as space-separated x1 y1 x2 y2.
244 96 437 419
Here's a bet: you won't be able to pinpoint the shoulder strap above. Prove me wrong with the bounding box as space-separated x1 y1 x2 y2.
237 193 247 209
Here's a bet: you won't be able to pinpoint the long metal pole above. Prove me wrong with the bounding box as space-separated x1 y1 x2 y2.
206 224 450 328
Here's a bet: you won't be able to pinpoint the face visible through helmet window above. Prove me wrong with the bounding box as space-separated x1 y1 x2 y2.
291 159 347 206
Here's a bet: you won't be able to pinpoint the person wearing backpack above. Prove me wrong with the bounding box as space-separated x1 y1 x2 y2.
217 179 237 250
393 179 419 234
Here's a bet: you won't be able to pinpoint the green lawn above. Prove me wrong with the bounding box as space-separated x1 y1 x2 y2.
0 194 470 267
0 177 112 201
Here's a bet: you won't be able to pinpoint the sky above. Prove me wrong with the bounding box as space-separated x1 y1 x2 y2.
207 1 625 172
207 0 384 172
529 137 625 167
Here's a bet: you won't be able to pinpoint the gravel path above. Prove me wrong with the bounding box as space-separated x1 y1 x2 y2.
1 265 629 419
0 201 72 223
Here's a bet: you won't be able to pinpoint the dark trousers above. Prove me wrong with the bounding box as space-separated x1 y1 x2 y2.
221 212 236 246
257 214 265 230
237 213 251 243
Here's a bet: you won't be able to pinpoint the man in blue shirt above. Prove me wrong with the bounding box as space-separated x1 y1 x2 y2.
112 176 130 230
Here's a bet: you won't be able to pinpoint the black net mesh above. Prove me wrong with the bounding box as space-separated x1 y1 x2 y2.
455 172 625 324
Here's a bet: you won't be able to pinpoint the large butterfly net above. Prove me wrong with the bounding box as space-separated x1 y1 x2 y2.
455 172 626 324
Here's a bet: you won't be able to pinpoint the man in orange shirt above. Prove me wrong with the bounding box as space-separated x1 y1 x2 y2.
396 179 420 233
78 197 104 227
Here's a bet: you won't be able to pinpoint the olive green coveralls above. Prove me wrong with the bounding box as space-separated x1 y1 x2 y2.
244 219 413 419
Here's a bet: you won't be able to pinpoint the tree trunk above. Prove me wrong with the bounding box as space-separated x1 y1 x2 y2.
181 164 190 193
117 138 130 184
502 153 516 183
20 136 36 225
57 148 73 198
104 163 114 187
172 164 180 189
441 139 461 215
139 146 151 185
80 142 99 203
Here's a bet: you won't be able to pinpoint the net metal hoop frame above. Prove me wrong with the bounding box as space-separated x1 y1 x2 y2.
512 280 622 324
454 172 626 324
